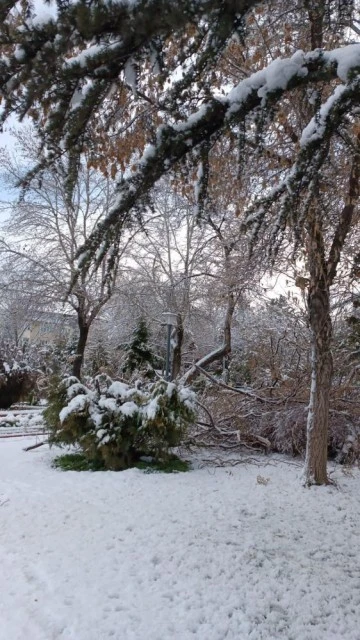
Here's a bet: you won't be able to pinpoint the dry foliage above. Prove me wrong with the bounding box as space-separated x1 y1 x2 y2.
193 382 360 465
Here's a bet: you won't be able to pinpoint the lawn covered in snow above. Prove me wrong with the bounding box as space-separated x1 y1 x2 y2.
1 439 360 640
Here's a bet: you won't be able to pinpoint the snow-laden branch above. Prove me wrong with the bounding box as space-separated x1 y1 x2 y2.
0 0 259 27
0 0 258 137
77 45 360 269
244 62 360 252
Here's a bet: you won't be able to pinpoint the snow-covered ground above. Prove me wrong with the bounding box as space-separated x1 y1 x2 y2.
1 440 360 640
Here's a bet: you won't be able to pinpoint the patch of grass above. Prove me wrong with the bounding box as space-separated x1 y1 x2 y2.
135 456 190 473
52 453 105 472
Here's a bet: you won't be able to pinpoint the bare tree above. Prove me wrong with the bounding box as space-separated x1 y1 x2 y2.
0 255 50 344
125 183 216 377
0 131 132 378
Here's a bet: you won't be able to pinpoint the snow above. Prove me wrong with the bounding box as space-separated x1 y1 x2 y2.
140 143 156 163
328 44 360 82
13 45 26 62
119 400 138 417
66 382 90 399
30 1 58 27
144 397 158 419
1 440 360 639
1 361 22 374
179 386 196 409
300 84 347 146
107 381 131 399
173 104 210 132
98 397 118 413
69 80 94 111
226 51 308 114
259 50 309 94
59 394 90 423
0 408 45 437
166 381 176 397
65 42 121 68
226 45 360 116
96 428 107 440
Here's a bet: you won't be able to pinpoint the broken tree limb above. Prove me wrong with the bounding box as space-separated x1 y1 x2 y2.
180 345 229 385
195 366 281 404
23 440 48 452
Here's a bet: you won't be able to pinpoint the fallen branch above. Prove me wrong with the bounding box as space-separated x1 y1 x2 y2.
198 456 268 468
195 399 216 428
180 345 228 385
195 366 276 403
23 440 48 451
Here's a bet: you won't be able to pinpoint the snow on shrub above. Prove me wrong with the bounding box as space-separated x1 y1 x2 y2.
45 374 196 470
0 410 44 431
0 342 39 409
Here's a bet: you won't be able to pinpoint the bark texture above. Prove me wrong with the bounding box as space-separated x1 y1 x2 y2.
303 275 333 485
171 314 184 380
72 320 89 380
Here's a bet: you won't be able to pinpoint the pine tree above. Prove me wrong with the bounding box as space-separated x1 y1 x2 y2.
122 318 157 378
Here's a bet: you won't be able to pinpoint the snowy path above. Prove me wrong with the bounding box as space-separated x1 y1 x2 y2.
1 440 360 640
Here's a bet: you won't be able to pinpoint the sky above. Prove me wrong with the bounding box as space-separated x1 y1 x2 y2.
0 115 27 224
0 118 19 204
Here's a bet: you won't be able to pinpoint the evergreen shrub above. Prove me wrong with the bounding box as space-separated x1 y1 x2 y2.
45 374 196 470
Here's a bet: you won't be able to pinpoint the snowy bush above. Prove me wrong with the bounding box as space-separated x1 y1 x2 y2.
45 375 196 470
44 376 90 447
0 342 39 409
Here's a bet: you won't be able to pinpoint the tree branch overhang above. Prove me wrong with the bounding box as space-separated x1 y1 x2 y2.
76 47 360 268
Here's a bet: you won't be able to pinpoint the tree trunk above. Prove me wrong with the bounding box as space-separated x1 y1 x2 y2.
181 286 235 385
72 320 89 380
303 213 332 486
303 309 333 485
302 144 360 485
171 313 184 380
222 288 235 383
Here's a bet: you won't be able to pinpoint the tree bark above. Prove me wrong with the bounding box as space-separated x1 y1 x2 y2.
171 313 184 380
303 296 333 485
303 210 332 485
72 320 89 380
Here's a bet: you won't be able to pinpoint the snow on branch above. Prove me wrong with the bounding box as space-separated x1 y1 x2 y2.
245 77 360 253
0 0 259 113
77 45 360 270
0 0 260 199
